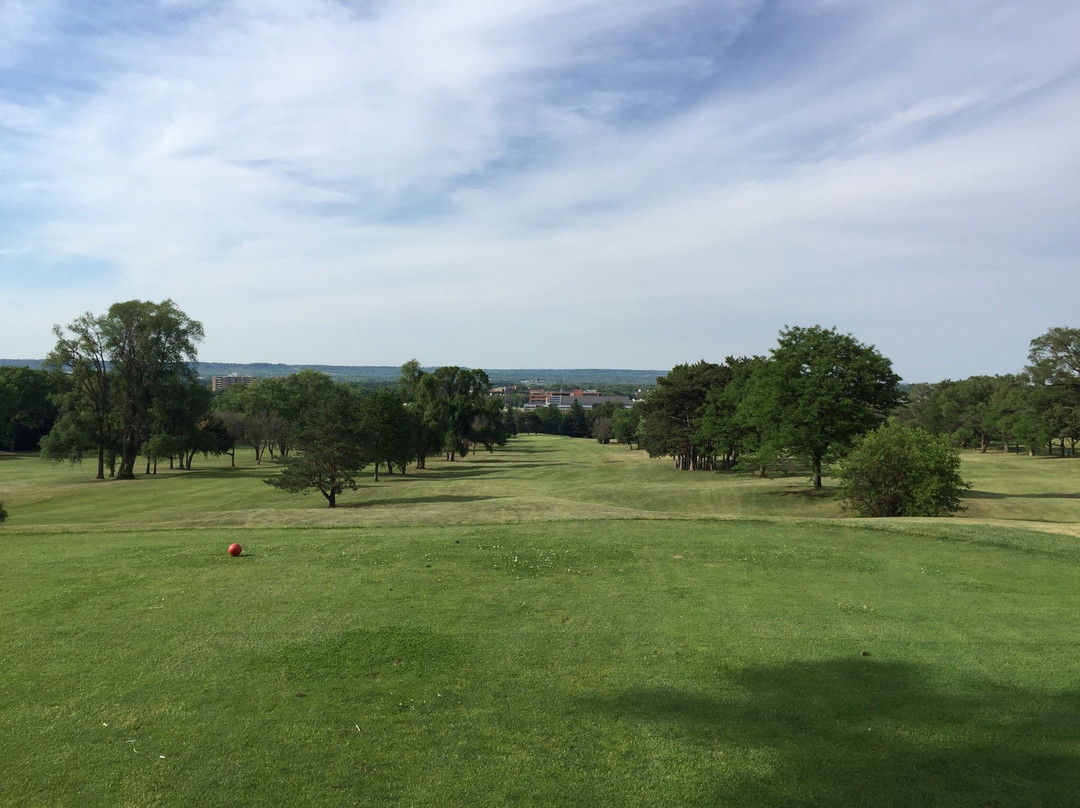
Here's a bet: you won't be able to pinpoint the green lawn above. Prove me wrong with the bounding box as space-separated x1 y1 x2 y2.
2 437 1079 806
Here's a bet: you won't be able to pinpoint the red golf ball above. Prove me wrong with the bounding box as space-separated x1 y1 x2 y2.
228 543 243 557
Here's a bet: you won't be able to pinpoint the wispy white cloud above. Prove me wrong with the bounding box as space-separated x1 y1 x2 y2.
1 0 1078 380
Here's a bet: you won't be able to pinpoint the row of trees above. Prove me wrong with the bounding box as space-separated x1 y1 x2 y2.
638 326 901 487
898 328 1080 455
636 325 1080 492
33 301 511 499
40 301 207 479
206 362 509 506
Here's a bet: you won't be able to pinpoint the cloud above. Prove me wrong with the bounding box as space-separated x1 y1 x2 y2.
1 0 1079 380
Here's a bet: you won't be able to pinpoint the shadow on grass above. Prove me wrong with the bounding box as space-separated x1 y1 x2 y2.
340 495 500 509
765 487 838 501
579 657 1079 806
966 489 1080 500
502 441 559 455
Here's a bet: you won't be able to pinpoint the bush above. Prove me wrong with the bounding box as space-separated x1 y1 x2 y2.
0 502 7 525
836 421 969 517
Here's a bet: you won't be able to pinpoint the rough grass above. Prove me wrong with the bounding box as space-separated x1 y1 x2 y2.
2 437 1079 806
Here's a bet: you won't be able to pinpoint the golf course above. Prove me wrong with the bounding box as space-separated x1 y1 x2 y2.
3 435 1079 806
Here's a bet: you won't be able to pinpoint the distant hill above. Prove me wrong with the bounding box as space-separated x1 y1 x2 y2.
2 359 664 390
201 363 665 390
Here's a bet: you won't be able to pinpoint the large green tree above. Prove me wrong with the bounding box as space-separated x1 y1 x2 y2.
741 326 901 488
265 384 367 507
400 362 501 463
101 300 204 479
640 361 729 470
1026 326 1080 455
697 356 766 472
359 387 414 480
42 312 116 478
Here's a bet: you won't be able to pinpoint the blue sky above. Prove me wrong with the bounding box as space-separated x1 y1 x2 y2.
2 0 1078 381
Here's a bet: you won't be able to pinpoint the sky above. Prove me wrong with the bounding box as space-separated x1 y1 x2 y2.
1 0 1078 382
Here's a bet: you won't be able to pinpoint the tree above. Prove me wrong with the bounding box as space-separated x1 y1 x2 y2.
264 385 367 507
942 376 997 452
400 362 499 462
43 312 114 479
1027 327 1080 387
0 367 58 452
1026 327 1080 456
592 416 613 444
469 398 510 454
640 361 729 470
562 399 589 438
148 374 214 469
610 403 642 448
836 421 969 517
358 387 413 480
213 410 247 466
697 356 764 471
742 326 901 488
100 300 204 479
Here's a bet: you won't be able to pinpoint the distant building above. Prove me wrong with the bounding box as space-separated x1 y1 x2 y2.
522 389 632 410
211 375 257 392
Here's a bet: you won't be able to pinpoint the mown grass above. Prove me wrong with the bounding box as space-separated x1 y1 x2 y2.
2 437 1079 806
8 435 1079 531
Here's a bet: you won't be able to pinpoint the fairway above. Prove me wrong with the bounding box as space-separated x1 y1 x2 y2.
2 437 1080 806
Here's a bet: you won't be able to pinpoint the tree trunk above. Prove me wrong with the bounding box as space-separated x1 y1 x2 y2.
117 452 136 479
373 462 380 482
812 452 823 489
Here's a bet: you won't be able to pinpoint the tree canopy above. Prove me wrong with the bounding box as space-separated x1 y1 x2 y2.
42 300 204 479
740 326 901 488
264 385 367 507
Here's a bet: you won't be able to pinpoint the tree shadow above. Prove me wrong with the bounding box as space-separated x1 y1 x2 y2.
765 487 838 501
415 467 505 480
578 657 1080 806
339 495 499 509
965 489 1080 500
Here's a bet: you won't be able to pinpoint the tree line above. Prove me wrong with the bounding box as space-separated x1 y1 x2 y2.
6 301 509 499
4 302 1077 509
896 331 1080 456
633 325 1080 487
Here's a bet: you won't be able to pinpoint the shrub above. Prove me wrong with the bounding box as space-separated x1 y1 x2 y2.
0 502 7 525
836 421 969 517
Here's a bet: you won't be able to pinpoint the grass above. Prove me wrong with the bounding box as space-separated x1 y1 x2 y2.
2 437 1080 806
